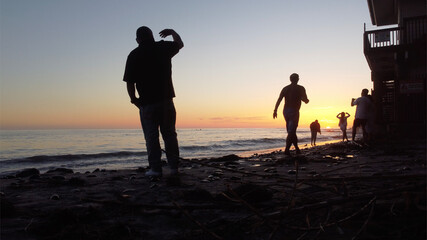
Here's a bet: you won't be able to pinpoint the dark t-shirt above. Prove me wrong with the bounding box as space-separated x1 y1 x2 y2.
280 84 308 110
123 41 180 105
310 122 320 132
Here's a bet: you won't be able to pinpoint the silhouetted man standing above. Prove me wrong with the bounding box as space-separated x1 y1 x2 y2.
273 73 309 155
310 120 321 146
123 26 183 177
351 88 372 142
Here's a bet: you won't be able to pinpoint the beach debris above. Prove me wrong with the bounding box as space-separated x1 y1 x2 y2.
50 194 60 200
122 189 136 194
323 155 340 160
224 161 239 169
121 194 131 199
190 164 201 169
204 175 220 182
1 175 16 179
264 167 277 173
15 168 40 178
148 176 161 182
210 154 240 162
212 170 223 176
46 168 74 174
220 183 273 203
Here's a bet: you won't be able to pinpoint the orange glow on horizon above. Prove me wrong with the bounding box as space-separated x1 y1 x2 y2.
0 105 357 130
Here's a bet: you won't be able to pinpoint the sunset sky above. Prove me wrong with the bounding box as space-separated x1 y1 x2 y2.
1 1 375 129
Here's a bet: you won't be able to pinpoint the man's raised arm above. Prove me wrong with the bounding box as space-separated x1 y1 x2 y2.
159 29 184 49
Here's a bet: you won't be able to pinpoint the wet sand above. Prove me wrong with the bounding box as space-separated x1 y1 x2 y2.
1 140 426 240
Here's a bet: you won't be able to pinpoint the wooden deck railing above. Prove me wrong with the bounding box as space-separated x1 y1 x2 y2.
364 16 426 51
364 27 401 50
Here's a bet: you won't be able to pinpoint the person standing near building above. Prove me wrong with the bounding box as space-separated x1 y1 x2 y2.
123 26 184 177
336 112 350 141
310 120 321 146
273 73 309 155
351 89 372 142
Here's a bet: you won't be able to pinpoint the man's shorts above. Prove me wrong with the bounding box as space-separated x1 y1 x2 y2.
283 108 300 134
353 118 367 128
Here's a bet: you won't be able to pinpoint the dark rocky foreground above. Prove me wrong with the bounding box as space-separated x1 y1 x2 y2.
1 140 426 240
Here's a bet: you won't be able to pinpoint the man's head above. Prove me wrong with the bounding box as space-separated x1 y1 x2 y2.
136 26 155 44
290 73 299 83
361 88 369 96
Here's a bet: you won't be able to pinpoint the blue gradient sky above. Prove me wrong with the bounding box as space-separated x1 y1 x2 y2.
1 1 374 129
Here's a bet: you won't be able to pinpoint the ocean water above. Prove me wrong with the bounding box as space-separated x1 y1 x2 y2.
0 128 343 175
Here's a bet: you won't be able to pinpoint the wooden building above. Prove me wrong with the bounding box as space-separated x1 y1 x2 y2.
364 0 426 137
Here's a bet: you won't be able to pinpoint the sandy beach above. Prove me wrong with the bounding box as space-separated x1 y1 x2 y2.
1 140 426 240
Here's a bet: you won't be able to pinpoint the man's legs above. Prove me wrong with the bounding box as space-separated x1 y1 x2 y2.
352 119 368 141
313 132 317 146
285 133 298 154
360 119 368 142
284 108 300 154
160 100 179 170
293 133 301 154
311 131 316 146
310 132 314 146
140 104 162 173
352 119 359 141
